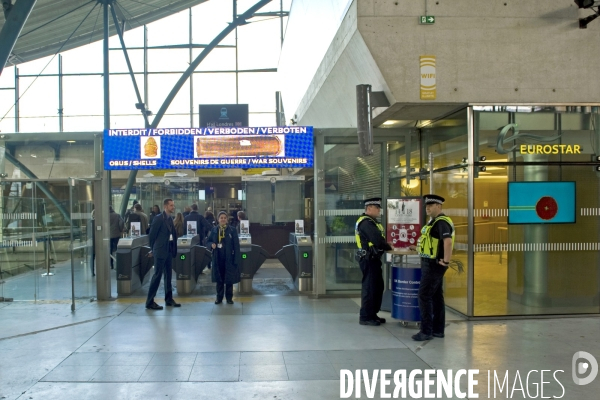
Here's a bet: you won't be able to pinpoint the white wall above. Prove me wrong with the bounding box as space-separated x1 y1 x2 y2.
278 0 354 121
358 0 600 104
283 0 600 127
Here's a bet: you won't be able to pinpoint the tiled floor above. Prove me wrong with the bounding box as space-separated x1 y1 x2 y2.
1 296 599 400
41 348 427 383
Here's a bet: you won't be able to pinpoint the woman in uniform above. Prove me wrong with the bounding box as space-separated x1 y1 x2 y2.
206 211 241 304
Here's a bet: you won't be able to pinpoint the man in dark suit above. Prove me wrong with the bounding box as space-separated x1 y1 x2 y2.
184 204 212 245
183 204 212 246
145 198 181 310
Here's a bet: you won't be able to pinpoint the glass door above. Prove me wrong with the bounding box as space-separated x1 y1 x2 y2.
0 180 40 301
68 178 95 309
319 142 383 292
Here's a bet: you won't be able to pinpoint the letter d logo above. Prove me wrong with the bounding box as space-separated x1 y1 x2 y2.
572 351 598 385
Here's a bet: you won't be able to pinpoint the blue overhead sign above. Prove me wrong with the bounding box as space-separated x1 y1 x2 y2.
103 126 313 170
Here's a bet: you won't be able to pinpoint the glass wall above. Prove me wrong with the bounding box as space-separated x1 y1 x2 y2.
0 179 94 303
323 143 382 291
0 1 292 133
419 109 470 314
472 106 600 316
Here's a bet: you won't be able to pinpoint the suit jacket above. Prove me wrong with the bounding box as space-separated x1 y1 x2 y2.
184 211 212 242
149 212 178 259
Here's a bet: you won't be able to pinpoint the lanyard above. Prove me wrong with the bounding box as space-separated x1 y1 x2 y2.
218 225 226 243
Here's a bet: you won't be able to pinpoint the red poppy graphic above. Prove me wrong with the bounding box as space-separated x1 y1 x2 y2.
535 196 558 220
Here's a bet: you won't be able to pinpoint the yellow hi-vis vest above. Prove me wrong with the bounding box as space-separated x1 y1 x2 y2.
417 215 455 259
355 215 385 249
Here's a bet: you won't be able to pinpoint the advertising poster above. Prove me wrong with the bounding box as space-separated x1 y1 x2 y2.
240 220 249 235
508 181 576 224
130 222 141 237
187 221 197 235
386 198 422 249
295 219 304 234
104 126 313 170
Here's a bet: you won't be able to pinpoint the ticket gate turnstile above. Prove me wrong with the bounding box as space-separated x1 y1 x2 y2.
174 234 201 295
116 235 150 295
237 234 269 294
193 245 212 280
289 233 314 292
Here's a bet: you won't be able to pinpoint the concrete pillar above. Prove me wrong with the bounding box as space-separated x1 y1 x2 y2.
521 154 549 306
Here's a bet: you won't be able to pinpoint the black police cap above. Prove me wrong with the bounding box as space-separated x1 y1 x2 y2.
423 194 445 205
363 197 382 208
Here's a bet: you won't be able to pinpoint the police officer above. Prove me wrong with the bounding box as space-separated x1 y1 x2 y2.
409 194 454 341
355 197 392 326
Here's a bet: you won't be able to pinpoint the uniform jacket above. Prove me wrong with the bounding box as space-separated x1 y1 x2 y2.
356 214 392 252
206 224 241 285
148 212 178 259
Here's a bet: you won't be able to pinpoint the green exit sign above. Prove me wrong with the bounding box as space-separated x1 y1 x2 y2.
419 15 435 25
303 252 309 258
180 254 186 260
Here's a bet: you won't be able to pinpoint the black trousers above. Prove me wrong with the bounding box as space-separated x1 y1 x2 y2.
215 261 233 301
359 257 384 321
145 255 174 306
418 259 448 335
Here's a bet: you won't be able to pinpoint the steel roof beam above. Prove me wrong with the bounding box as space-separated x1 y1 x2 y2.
0 0 37 76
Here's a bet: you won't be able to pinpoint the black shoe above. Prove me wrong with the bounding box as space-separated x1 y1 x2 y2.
226 300 234 305
215 299 222 304
166 301 181 307
432 332 445 338
375 316 386 324
412 332 432 341
359 320 380 326
146 302 163 310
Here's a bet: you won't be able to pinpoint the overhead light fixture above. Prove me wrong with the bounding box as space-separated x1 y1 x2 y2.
401 178 419 189
67 140 76 143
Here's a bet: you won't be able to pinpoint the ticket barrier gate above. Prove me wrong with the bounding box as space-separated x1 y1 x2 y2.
237 234 269 294
275 234 313 292
116 235 151 295
275 245 297 284
290 233 313 292
174 234 201 295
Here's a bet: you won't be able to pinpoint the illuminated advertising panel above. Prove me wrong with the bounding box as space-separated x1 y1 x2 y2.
507 182 576 224
103 126 313 170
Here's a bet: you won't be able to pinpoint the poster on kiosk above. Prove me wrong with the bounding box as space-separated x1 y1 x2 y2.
187 221 197 235
387 197 423 322
130 222 141 237
386 198 422 250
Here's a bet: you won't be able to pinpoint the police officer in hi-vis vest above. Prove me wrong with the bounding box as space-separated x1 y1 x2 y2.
409 194 454 341
355 197 392 326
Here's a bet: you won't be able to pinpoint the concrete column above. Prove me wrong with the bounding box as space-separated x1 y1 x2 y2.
313 132 326 296
521 154 549 306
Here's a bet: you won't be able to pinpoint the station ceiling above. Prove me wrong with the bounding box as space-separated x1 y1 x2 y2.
2 0 208 66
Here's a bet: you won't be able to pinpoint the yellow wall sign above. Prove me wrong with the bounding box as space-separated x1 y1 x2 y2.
420 55 436 100
519 145 581 155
